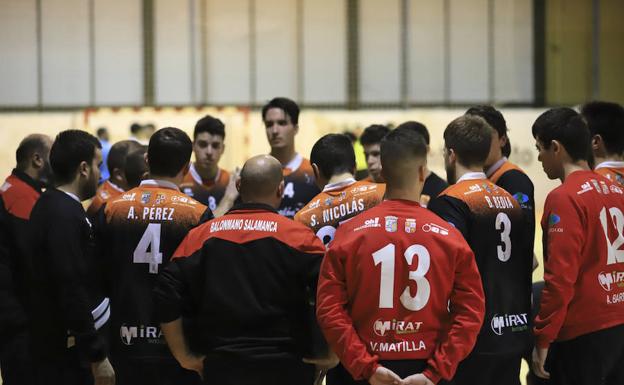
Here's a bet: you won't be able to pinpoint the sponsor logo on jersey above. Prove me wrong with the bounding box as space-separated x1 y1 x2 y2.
155 193 166 205
353 217 381 232
512 192 529 204
385 216 398 232
548 213 560 226
421 223 449 235
490 313 529 336
373 319 423 337
464 184 482 195
338 191 347 202
122 192 136 201
183 187 194 197
100 190 110 200
598 271 624 292
141 192 151 204
405 218 417 233
309 199 321 209
120 324 164 345
577 182 593 195
611 184 624 194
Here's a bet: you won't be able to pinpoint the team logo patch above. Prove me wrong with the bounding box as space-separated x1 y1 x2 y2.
141 192 151 204
513 192 529 204
405 218 417 233
183 187 193 196
155 194 166 205
385 216 398 232
324 197 334 206
548 213 560 226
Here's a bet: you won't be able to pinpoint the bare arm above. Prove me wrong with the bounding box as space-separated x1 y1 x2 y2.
161 318 205 376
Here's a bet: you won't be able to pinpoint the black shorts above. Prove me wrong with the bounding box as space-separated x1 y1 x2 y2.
113 360 202 385
202 356 315 385
546 324 624 385
326 360 453 385
453 352 522 385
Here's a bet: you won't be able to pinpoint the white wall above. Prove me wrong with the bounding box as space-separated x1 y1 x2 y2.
0 0 534 107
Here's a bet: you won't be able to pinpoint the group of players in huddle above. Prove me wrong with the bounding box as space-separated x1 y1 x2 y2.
1 97 623 385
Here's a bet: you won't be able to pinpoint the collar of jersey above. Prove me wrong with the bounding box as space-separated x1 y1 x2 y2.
58 189 81 203
106 180 124 193
595 160 624 170
457 172 487 183
189 162 220 185
140 179 180 191
323 177 357 192
11 168 45 193
485 157 507 178
283 153 303 173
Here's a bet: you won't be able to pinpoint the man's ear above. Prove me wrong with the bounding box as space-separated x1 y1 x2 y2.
312 163 320 181
418 164 426 183
32 152 44 169
500 135 508 148
79 160 89 178
592 134 602 151
551 140 562 156
293 124 299 136
277 180 285 198
235 178 242 193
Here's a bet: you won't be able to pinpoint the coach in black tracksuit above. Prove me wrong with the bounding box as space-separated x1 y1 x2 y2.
26 130 114 385
155 154 329 385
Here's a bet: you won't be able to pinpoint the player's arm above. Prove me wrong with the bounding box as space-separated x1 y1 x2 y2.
212 168 240 217
92 204 112 296
160 318 204 376
316 243 380 380
533 194 583 370
427 195 470 240
421 241 485 383
46 212 107 363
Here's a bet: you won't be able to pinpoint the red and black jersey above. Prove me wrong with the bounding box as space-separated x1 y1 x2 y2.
317 199 485 383
87 180 124 218
535 170 624 348
0 169 44 339
279 154 320 218
95 179 211 363
180 163 231 211
154 203 325 363
594 161 624 187
294 178 385 245
428 172 533 355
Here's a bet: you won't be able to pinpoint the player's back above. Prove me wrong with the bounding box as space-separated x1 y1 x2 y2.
322 199 483 361
98 179 210 362
294 178 385 244
428 174 532 355
540 170 624 340
594 161 624 186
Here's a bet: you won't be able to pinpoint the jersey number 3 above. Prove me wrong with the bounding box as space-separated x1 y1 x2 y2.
495 212 512 262
373 243 430 311
134 223 163 274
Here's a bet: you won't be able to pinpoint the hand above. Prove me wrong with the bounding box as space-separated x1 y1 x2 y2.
224 167 241 202
400 373 434 385
369 366 402 385
532 346 551 379
180 354 205 378
303 350 340 370
91 357 115 385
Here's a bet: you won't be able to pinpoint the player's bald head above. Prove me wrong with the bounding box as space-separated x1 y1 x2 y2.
239 155 284 203
380 127 427 189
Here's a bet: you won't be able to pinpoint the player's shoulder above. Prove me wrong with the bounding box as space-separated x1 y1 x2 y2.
294 190 328 219
349 179 386 196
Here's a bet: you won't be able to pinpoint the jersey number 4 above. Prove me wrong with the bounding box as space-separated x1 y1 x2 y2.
134 223 163 274
373 243 430 311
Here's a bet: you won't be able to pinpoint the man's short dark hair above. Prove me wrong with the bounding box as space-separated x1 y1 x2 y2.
96 127 108 139
444 115 493 167
360 125 390 146
380 126 427 188
107 140 142 173
466 105 511 157
16 135 50 170
124 147 148 189
395 121 430 145
310 134 356 179
147 127 193 177
261 97 300 125
532 107 591 162
581 101 624 156
50 130 101 184
194 115 225 140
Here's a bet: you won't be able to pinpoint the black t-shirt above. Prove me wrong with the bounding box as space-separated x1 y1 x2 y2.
428 177 532 355
422 172 448 201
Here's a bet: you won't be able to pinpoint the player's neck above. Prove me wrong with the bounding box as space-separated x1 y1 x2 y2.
327 172 355 185
271 147 296 167
57 181 83 201
385 185 423 203
456 163 484 181
561 161 590 182
194 162 218 181
594 154 624 166
149 174 183 188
